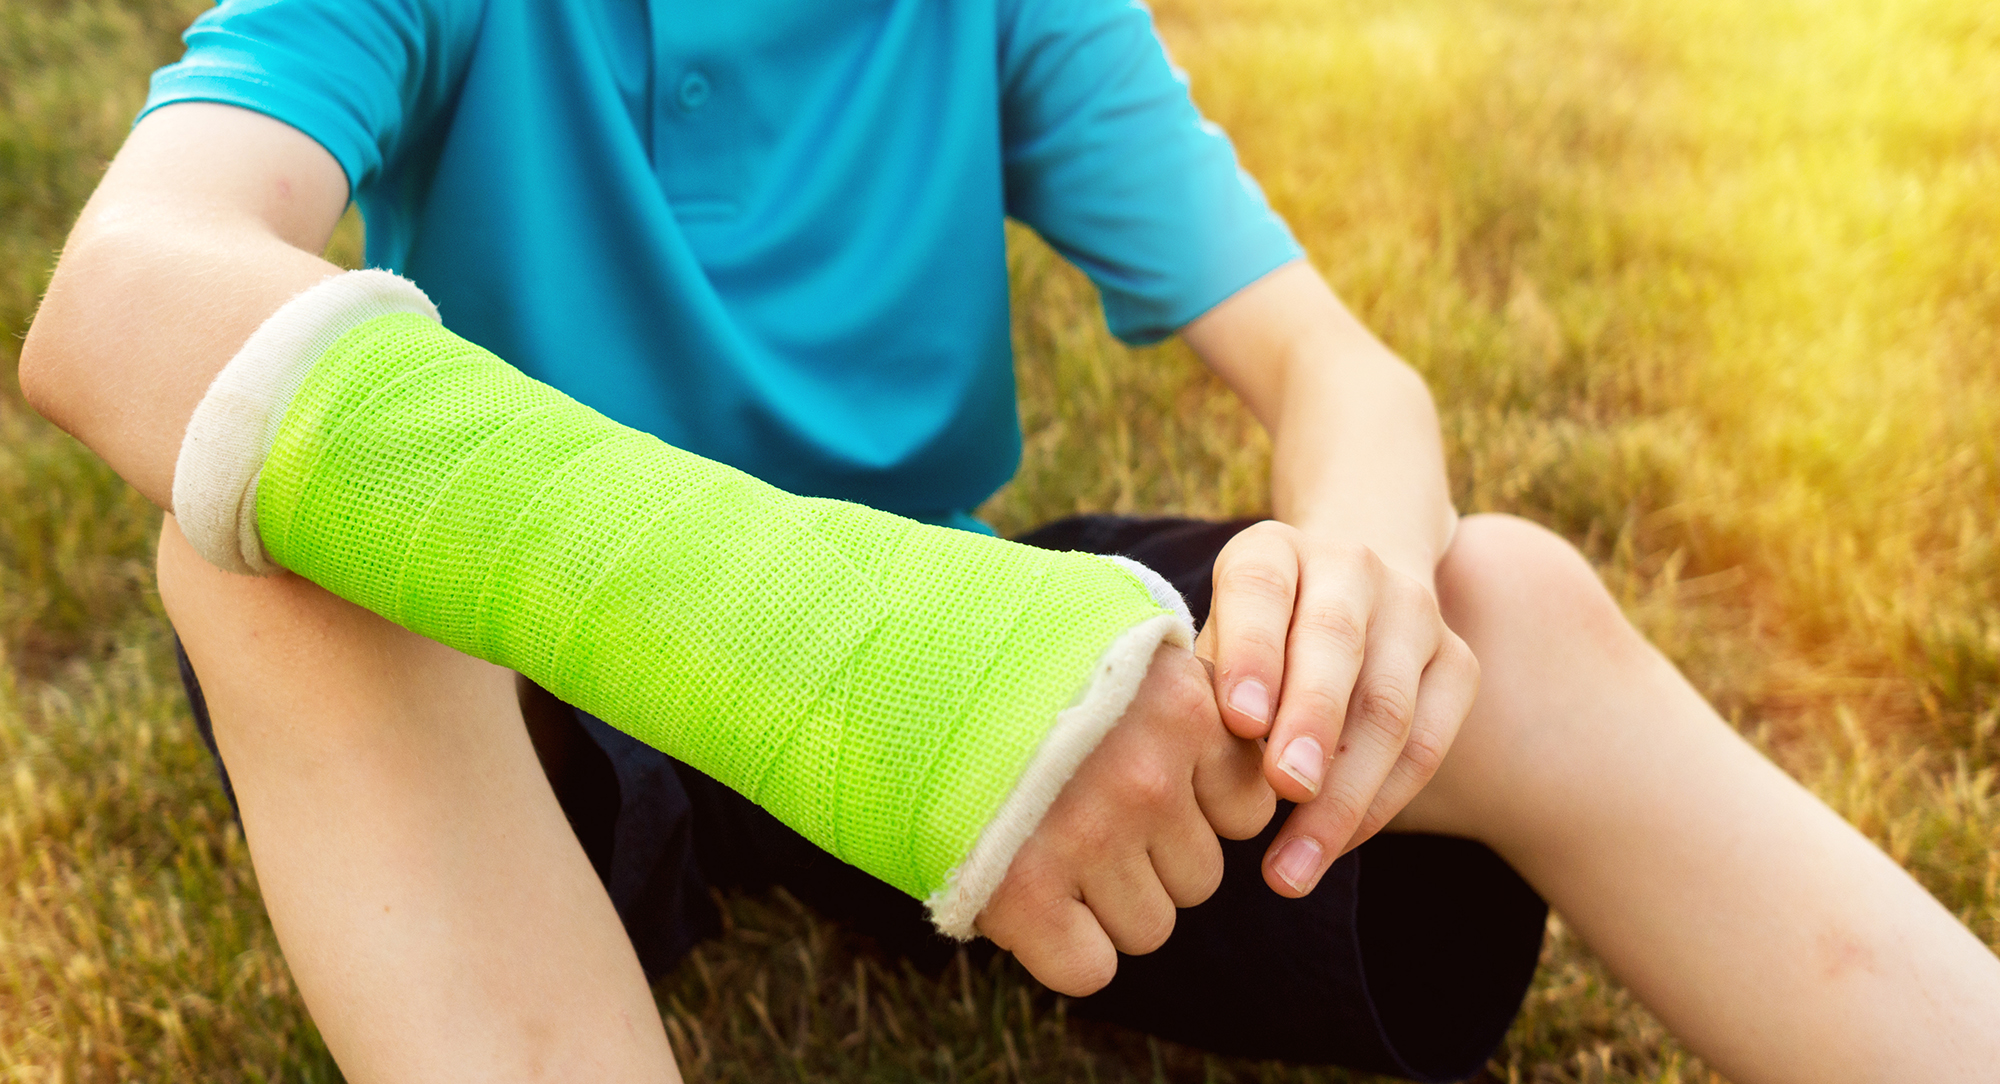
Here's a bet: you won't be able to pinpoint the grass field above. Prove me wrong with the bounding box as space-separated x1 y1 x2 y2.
4 0 1998 1079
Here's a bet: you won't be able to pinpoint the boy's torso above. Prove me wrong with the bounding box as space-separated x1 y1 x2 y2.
148 0 1296 522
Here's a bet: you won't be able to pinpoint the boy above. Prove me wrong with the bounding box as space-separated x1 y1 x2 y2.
20 1 2000 1080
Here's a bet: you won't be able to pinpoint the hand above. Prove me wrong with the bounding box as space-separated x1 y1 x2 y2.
976 643 1273 996
1197 520 1479 896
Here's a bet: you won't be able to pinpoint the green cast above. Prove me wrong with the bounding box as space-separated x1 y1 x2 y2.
256 313 1170 901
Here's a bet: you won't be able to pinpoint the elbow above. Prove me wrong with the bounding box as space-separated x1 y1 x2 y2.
18 224 127 435
18 297 73 428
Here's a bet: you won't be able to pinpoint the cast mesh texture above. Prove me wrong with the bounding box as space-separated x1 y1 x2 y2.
257 314 1168 899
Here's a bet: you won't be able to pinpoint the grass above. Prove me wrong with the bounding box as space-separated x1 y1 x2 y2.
3 0 1998 1079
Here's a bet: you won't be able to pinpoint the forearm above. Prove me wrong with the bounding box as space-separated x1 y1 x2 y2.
1181 261 1475 879
158 519 679 1083
20 103 345 508
1184 261 1455 586
1267 341 1453 589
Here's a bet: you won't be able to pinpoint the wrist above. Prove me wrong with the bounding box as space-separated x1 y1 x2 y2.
1283 513 1449 596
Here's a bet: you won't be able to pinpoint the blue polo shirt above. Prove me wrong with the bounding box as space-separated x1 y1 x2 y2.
143 0 1300 528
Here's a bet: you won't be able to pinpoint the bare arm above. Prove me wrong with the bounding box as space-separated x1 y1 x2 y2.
1183 261 1456 585
21 103 346 506
1180 261 1480 896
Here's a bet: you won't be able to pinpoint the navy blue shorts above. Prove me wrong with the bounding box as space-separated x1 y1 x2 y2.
176 515 1545 1082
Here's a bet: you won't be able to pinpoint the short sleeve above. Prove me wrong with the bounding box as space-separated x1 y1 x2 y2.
997 0 1302 345
140 0 483 197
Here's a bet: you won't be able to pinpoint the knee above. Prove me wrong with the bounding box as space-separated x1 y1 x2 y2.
1435 514 1651 677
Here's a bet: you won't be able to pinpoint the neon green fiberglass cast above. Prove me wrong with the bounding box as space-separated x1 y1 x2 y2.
255 313 1171 903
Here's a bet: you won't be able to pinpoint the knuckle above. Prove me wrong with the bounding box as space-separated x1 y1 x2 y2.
1040 795 1114 856
994 852 1063 913
1160 680 1216 732
1221 623 1287 663
1312 537 1377 573
1216 562 1295 607
1318 781 1372 834
1398 724 1452 780
1162 660 1217 716
980 873 1059 946
1118 760 1182 809
1285 682 1348 727
1070 813 1119 855
1121 903 1178 955
1014 886 1087 950
1231 519 1298 549
1296 601 1367 656
1355 680 1417 733
1304 540 1368 564
1400 584 1445 625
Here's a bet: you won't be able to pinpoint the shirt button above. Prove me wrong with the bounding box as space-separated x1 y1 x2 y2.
677 71 711 111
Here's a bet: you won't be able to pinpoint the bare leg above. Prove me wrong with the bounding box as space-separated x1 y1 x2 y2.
158 518 679 1083
1396 514 2000 1083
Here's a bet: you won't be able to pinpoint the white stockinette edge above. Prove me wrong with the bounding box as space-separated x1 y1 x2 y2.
171 269 440 575
927 558 1196 938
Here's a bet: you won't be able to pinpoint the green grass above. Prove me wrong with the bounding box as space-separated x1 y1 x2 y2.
4 0 1999 1079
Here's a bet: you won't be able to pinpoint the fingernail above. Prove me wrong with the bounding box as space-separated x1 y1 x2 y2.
1228 679 1271 725
1273 837 1324 892
1277 735 1324 795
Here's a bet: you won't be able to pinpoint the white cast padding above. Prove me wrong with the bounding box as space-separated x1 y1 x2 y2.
1107 553 1193 630
172 269 439 574
927 557 1197 937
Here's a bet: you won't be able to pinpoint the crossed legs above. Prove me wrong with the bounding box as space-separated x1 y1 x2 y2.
1398 514 2000 1082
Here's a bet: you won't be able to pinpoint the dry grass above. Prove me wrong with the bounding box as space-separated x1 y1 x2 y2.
4 0 1999 1080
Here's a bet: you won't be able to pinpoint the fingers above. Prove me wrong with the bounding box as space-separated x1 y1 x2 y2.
1133 643 1273 845
980 641 1254 991
1349 630 1477 848
977 862 1118 997
1199 521 1483 897
1199 521 1300 741
981 847 1193 994
1146 785 1229 906
1082 849 1183 953
977 800 1199 992
1262 622 1474 897
1260 544 1378 807
1275 576 1440 850
1191 723 1274 840
1076 652 1228 913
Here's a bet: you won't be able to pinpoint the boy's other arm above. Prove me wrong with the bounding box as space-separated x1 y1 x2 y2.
1181 260 1480 897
